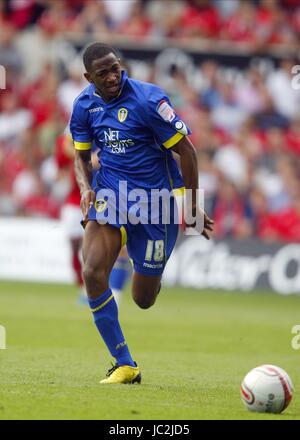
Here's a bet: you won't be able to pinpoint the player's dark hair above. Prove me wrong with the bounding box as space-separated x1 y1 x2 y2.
83 42 119 71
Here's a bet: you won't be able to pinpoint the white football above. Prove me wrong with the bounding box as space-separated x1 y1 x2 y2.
241 364 293 413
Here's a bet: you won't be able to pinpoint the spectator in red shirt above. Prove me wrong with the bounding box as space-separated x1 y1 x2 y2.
3 0 35 30
211 177 253 239
257 0 297 45
21 63 64 129
272 195 300 242
221 2 257 45
248 187 280 241
180 0 220 39
55 133 84 290
286 117 300 155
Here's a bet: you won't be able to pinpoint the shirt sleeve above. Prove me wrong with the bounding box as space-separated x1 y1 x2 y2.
145 85 191 149
69 100 93 151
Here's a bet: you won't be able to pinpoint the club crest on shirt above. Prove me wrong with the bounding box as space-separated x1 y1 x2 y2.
118 108 128 123
94 198 107 213
156 100 175 122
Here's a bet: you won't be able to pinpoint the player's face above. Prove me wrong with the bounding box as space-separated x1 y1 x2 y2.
85 53 122 101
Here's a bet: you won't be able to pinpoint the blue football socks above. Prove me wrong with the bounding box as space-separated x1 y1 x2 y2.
109 257 130 292
88 288 135 367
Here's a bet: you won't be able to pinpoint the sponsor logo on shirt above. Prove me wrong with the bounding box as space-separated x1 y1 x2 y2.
143 262 163 269
103 128 134 154
89 106 104 113
156 100 175 122
118 108 128 123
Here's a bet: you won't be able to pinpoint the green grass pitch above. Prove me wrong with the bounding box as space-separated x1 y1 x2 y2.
0 280 299 420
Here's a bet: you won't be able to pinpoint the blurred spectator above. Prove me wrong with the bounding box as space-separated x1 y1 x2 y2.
57 59 87 117
197 150 218 215
213 0 239 19
234 67 267 114
21 63 62 128
267 59 300 120
256 0 297 46
213 130 250 189
0 22 23 87
211 80 248 133
3 0 36 30
254 92 290 130
180 0 220 39
211 178 252 239
72 0 112 35
247 187 275 240
117 0 152 40
198 60 223 110
103 0 135 26
268 181 300 242
188 108 227 152
14 2 76 82
146 0 184 38
221 1 258 45
0 90 33 142
286 116 300 155
255 149 294 214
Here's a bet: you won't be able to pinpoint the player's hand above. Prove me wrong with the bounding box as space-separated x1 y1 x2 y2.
80 188 96 223
201 211 214 240
185 209 214 239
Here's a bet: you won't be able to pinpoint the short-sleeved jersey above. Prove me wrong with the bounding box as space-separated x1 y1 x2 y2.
70 71 191 194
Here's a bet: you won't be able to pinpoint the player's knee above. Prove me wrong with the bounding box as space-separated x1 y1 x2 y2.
82 264 96 283
134 298 155 309
132 294 156 310
83 263 107 288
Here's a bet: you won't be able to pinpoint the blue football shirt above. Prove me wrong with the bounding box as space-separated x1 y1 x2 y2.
70 71 191 193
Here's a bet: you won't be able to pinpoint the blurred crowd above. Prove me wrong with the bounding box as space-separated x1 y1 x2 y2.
1 0 300 243
1 0 300 46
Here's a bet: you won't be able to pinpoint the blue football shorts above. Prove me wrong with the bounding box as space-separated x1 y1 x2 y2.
85 183 179 276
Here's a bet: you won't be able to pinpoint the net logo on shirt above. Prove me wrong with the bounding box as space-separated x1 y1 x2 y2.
103 128 134 154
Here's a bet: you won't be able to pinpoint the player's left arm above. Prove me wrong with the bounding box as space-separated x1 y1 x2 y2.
144 84 213 238
171 136 214 239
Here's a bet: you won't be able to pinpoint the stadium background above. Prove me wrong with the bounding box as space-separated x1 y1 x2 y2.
1 0 300 421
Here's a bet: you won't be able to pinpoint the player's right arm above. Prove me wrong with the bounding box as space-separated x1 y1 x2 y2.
74 149 95 222
70 97 95 222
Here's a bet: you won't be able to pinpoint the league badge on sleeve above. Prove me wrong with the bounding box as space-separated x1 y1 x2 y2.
156 100 175 122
